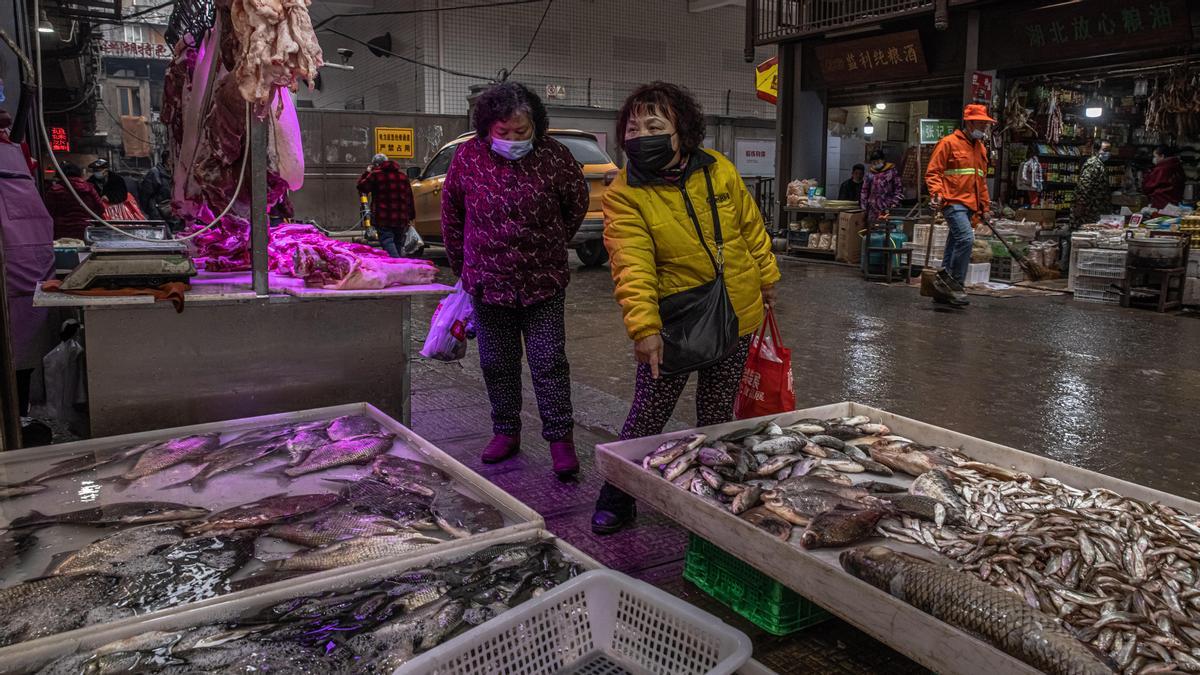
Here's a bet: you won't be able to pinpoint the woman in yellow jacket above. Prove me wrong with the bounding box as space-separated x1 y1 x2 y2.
592 82 781 534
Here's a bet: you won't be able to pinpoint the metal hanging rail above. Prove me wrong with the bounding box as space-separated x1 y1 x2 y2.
746 0 936 46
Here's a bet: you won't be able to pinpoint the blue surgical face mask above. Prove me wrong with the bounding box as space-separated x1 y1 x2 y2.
491 137 533 161
970 129 986 141
1098 151 1111 161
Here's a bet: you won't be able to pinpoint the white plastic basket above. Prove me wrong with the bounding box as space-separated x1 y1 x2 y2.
397 569 753 675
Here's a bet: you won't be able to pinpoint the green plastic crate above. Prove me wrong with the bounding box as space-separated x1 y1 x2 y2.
683 534 830 636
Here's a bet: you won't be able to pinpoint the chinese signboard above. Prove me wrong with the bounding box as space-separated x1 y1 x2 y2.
814 30 926 86
102 40 171 60
50 126 69 152
980 0 1191 69
970 71 994 104
734 138 776 177
374 127 414 160
919 119 958 145
755 56 778 105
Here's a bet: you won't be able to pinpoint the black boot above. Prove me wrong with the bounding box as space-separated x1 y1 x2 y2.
592 483 637 535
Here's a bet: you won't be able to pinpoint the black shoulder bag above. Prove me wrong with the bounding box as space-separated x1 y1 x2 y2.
657 166 739 377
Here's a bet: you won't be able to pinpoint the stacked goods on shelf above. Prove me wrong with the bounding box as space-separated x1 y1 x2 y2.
1182 215 1200 248
907 223 946 267
1073 248 1127 304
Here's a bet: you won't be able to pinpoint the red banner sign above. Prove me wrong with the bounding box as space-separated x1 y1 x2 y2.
50 126 69 152
101 40 171 60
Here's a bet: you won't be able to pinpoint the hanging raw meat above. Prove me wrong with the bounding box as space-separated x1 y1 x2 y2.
226 0 323 108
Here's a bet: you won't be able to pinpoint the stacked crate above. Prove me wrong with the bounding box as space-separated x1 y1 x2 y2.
907 223 947 268
1073 249 1126 304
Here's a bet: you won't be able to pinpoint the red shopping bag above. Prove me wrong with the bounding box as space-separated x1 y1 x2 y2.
734 308 795 419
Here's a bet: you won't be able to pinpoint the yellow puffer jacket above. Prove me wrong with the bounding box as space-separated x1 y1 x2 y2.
603 149 781 341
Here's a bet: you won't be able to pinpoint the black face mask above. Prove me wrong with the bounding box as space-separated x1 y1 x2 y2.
625 134 676 174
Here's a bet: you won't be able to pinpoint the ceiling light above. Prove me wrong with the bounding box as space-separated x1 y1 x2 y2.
37 11 55 34
1085 105 1103 118
875 102 886 110
863 116 875 135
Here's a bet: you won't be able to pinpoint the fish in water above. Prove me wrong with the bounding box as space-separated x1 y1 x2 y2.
801 505 887 549
840 546 1114 675
330 477 437 529
117 434 221 484
113 530 257 612
187 493 342 535
371 456 451 497
267 513 415 548
282 434 396 478
431 490 504 538
0 531 36 571
740 507 793 541
0 574 121 646
642 434 706 470
0 484 47 500
909 469 968 518
284 429 329 467
8 501 209 530
269 533 444 572
178 438 287 490
47 523 184 576
326 414 383 441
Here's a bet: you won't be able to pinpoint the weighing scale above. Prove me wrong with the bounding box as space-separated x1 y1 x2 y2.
61 226 196 290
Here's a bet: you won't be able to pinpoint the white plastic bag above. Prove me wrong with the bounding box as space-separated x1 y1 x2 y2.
420 281 473 361
402 226 425 256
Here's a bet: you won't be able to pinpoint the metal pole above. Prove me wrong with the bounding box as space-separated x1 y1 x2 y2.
0 222 21 450
249 117 269 297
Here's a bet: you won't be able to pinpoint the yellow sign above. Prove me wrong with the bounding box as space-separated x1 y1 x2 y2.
374 127 414 159
755 56 778 105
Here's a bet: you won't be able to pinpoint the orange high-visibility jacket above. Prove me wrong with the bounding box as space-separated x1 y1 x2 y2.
925 129 991 213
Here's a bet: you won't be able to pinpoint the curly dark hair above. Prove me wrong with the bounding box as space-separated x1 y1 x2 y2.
616 82 706 153
472 82 549 139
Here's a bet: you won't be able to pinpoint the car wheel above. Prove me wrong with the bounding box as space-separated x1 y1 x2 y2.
576 240 609 267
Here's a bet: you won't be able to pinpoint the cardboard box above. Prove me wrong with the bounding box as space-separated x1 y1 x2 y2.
1015 208 1057 229
835 210 865 265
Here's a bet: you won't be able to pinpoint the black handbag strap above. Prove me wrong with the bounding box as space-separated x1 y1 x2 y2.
678 165 724 275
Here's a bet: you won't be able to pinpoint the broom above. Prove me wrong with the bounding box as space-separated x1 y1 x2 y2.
980 216 1059 281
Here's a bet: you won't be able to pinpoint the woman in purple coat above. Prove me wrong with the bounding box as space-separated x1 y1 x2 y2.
860 149 905 224
441 82 589 479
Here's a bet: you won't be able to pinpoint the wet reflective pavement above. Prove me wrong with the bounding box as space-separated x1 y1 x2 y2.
409 256 1200 673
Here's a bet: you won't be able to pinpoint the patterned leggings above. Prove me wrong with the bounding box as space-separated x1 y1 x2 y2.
595 335 753 513
472 292 573 442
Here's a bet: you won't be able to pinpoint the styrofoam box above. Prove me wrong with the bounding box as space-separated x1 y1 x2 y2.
1185 276 1200 306
966 263 991 285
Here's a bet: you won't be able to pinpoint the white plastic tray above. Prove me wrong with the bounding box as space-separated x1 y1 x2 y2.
0 529 593 674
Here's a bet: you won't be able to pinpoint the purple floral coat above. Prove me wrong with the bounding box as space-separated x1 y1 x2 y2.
860 164 905 224
441 135 589 307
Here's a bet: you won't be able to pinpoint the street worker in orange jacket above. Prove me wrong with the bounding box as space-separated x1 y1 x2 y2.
925 103 994 307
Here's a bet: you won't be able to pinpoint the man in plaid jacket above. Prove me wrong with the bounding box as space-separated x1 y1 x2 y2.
357 153 416 257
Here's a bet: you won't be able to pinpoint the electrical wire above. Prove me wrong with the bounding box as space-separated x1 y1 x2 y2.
312 0 543 30
33 0 250 243
95 96 154 145
321 27 492 81
505 0 553 79
46 79 98 114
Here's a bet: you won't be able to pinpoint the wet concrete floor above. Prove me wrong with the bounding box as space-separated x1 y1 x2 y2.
408 254 1200 673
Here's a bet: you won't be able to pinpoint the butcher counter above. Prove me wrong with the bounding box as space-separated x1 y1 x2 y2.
33 270 452 437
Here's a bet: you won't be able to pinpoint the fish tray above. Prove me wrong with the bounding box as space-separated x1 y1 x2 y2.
596 402 1200 675
0 529 596 674
399 569 752 675
684 534 829 636
0 403 542 657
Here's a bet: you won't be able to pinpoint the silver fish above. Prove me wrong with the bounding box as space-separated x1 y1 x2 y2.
856 423 891 436
283 434 396 477
731 486 762 515
643 434 706 469
663 449 701 482
47 524 183 576
809 434 846 450
785 422 826 435
751 435 806 456
271 533 443 571
697 445 735 467
266 513 414 548
118 434 220 483
284 429 330 466
326 414 383 441
698 466 724 490
430 490 504 538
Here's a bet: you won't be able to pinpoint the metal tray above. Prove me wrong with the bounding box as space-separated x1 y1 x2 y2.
0 403 542 655
596 401 1200 675
0 529 596 674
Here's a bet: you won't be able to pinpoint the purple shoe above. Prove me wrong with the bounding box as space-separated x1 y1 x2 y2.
481 434 520 464
549 436 579 480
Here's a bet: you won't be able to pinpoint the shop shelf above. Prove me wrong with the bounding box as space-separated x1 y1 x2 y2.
684 534 830 636
989 257 1025 283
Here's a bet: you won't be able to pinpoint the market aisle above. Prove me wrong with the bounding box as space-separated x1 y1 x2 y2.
408 255 1200 673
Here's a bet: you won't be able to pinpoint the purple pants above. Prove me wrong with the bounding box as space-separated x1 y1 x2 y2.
472 292 573 442
596 335 753 513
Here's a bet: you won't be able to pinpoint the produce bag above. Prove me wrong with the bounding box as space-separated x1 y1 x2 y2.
402 226 425 256
420 281 473 361
734 308 794 419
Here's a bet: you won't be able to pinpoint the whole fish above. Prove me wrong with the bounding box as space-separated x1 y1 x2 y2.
822 454 866 473
113 531 257 612
47 523 184 576
840 546 1115 675
8 501 209 530
670 468 698 490
698 466 724 490
857 481 906 494
284 429 330 467
763 489 865 526
731 485 762 514
282 434 396 478
721 482 748 497
751 435 805 456
10 443 150 486
856 423 891 436
718 421 773 443
790 456 820 477
876 493 949 525
776 475 873 501
326 414 383 441
0 484 47 500
0 574 120 646
785 421 827 436
697 445 735 467
330 477 437 528
270 533 444 572
801 505 886 549
910 469 968 517
809 434 846 450
431 489 504 538
187 493 342 534
117 434 220 483
838 415 872 427
180 437 287 489
844 444 895 476
663 448 701 482
869 441 957 477
267 513 414 548
807 467 854 485
371 456 451 497
689 477 717 499
642 434 705 469
823 425 864 441
740 506 793 541
754 454 803 477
